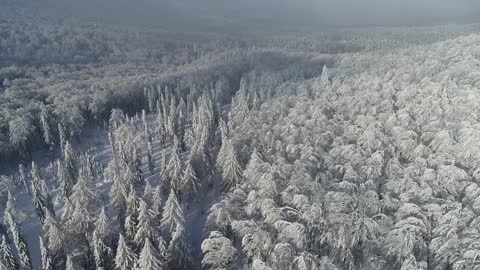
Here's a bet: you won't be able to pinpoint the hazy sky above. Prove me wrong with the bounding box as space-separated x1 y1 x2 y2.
13 0 480 29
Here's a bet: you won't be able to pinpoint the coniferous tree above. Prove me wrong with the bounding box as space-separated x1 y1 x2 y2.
4 211 32 270
31 162 55 224
58 123 67 153
42 212 65 268
65 255 76 270
143 180 154 206
57 160 72 199
69 169 97 213
125 186 141 243
61 197 75 221
151 186 164 222
40 103 54 148
63 141 79 185
93 231 114 270
18 163 30 193
216 139 243 192
108 158 128 227
137 238 164 270
95 207 114 245
147 142 155 175
114 234 137 270
161 189 185 236
40 236 54 270
134 200 157 248
0 235 18 270
167 223 193 270
167 136 183 195
5 191 16 217
182 159 199 202
159 155 169 191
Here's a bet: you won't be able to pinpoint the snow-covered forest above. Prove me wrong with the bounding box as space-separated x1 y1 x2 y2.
2 1 480 270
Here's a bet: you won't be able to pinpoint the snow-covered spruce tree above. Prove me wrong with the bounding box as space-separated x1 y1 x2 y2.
40 103 54 148
201 231 237 269
65 255 76 270
42 212 66 268
18 163 30 193
161 189 185 236
143 180 154 206
151 186 164 222
40 236 54 270
156 109 167 147
137 238 164 270
182 159 199 202
58 123 67 153
166 136 183 195
56 160 72 199
134 200 158 248
108 157 128 227
0 235 18 270
228 91 249 131
157 235 168 267
66 168 98 239
93 230 114 270
142 109 152 143
69 168 97 213
147 141 155 175
95 207 115 246
159 154 169 190
5 191 17 217
114 234 137 270
31 161 55 224
63 141 79 185
4 211 32 270
167 223 193 270
125 186 141 244
216 138 243 192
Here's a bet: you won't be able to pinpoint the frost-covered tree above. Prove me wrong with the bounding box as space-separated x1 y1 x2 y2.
9 116 34 155
42 212 65 267
63 141 79 185
69 169 97 213
57 160 72 199
134 200 158 248
166 136 184 194
168 223 193 270
125 187 141 243
137 238 164 270
151 186 164 221
4 211 32 270
201 231 237 269
270 243 295 270
182 159 199 201
95 207 114 245
93 231 114 270
115 234 137 270
40 103 54 148
0 235 18 270
108 157 128 226
58 123 67 152
147 142 155 174
161 189 185 235
18 163 30 193
216 139 243 192
40 236 54 270
65 255 77 270
31 162 55 224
